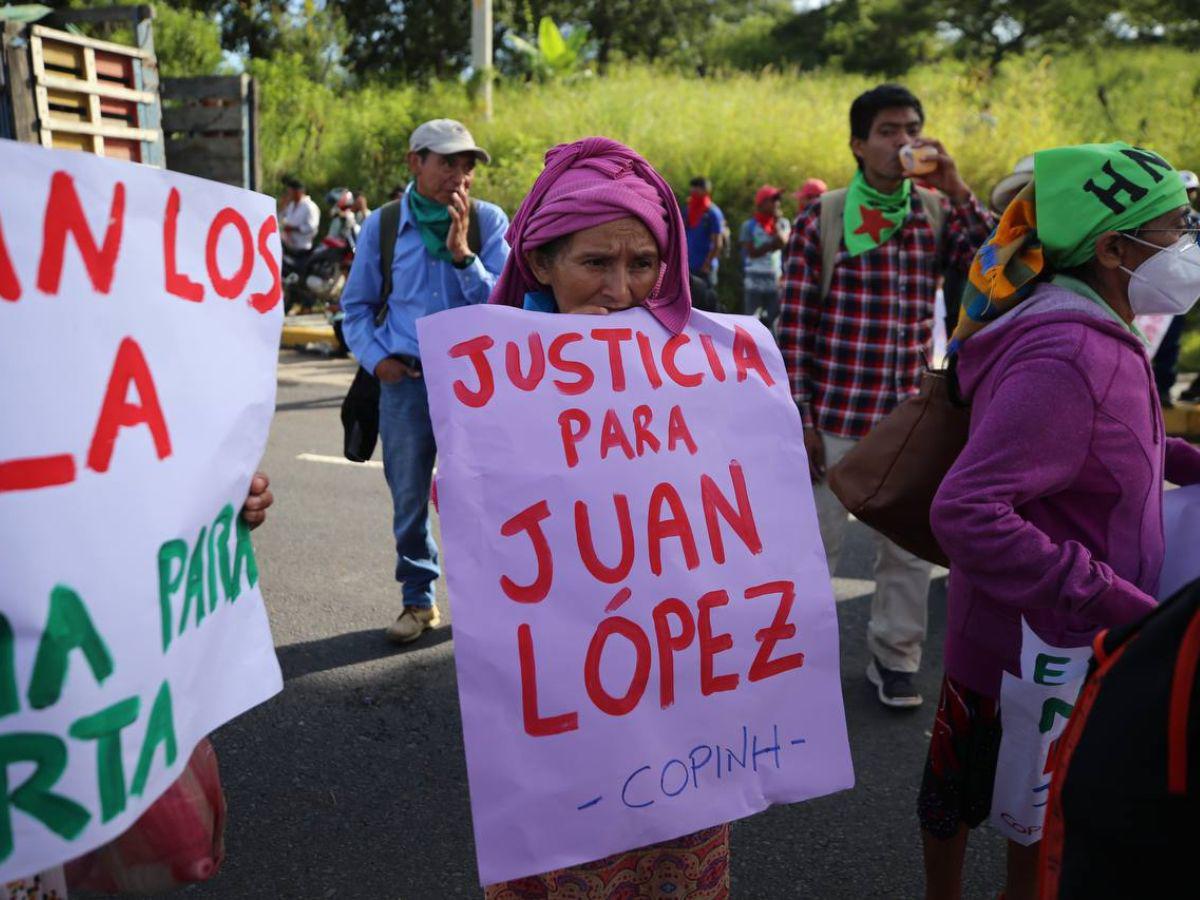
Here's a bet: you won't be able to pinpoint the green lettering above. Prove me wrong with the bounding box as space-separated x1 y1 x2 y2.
210 504 236 602
0 733 90 863
156 539 187 653
179 526 207 635
0 615 17 719
68 697 140 823
1033 653 1071 686
224 511 259 602
27 585 114 710
131 680 177 796
1039 697 1074 734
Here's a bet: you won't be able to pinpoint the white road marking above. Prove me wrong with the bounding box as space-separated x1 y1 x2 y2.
297 453 383 469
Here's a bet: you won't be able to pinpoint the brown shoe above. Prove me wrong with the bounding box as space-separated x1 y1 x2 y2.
385 605 441 644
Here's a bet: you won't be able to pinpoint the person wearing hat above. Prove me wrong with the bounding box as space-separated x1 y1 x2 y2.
794 177 827 211
341 118 511 644
779 83 993 709
683 176 727 287
925 142 1200 899
1156 169 1200 405
739 184 791 333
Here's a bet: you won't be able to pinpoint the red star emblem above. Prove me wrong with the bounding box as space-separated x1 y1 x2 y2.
853 205 895 243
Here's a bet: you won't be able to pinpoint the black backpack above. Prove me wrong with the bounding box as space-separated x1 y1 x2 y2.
1040 578 1200 898
341 199 483 462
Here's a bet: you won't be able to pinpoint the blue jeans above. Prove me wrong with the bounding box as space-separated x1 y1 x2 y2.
379 377 439 608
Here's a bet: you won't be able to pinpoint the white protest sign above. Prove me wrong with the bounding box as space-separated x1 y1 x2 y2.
990 619 1090 845
0 140 284 881
419 304 853 885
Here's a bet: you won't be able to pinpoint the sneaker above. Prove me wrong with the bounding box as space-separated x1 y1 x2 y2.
866 657 923 709
385 605 441 644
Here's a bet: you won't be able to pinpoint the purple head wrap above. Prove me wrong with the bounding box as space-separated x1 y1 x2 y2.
490 137 692 334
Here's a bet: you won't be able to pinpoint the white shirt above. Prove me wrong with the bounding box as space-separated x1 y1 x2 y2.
281 195 321 252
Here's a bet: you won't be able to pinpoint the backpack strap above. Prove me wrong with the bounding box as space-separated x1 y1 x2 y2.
376 199 403 326
467 198 482 256
817 188 848 302
915 185 948 249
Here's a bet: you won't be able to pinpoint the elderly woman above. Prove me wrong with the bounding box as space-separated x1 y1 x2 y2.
482 137 728 899
924 142 1200 899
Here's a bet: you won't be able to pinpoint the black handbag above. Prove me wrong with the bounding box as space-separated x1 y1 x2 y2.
341 365 382 462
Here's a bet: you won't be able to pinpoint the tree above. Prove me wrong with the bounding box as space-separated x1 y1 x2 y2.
932 0 1120 67
332 0 474 82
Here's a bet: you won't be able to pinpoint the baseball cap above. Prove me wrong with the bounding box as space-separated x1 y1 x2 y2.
754 185 783 205
989 154 1034 214
794 178 827 201
408 118 492 164
1181 170 1199 191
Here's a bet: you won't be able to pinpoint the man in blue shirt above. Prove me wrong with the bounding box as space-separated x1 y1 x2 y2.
684 176 726 286
341 119 510 643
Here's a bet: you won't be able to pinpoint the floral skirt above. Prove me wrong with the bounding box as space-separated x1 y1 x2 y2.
483 824 730 900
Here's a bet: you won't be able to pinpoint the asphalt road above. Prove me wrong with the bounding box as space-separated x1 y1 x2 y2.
169 349 1007 899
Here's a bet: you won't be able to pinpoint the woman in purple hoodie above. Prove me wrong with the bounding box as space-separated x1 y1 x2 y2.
922 142 1200 899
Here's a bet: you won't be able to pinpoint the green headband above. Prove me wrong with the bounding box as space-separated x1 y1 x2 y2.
1034 141 1186 269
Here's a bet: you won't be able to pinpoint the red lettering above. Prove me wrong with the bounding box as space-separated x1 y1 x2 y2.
38 172 125 295
646 482 700 576
518 623 579 736
205 208 255 299
548 332 594 395
699 334 726 382
632 405 661 456
558 409 590 469
745 581 805 682
590 327 632 391
666 406 699 455
599 409 634 461
449 335 496 408
575 495 635 583
635 331 663 389
662 334 704 387
499 499 554 603
697 589 739 695
732 325 775 386
162 188 203 302
249 217 282 313
0 455 76 494
652 598 695 709
0 217 21 301
505 333 545 391
86 337 172 473
700 461 762 563
584 616 651 716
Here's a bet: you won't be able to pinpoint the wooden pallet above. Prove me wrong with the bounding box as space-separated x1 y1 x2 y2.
162 74 260 190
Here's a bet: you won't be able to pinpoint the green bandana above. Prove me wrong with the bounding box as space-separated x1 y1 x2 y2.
1034 141 1186 269
843 170 912 257
407 183 453 263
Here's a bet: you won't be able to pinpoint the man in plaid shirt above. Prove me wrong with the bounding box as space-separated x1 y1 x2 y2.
779 84 992 708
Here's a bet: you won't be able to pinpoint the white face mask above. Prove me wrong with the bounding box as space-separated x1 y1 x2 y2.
1120 233 1200 316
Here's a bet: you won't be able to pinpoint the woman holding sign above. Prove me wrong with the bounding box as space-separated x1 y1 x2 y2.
925 143 1200 899
481 138 727 898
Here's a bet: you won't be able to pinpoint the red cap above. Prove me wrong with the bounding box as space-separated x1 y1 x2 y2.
754 185 783 206
795 178 827 201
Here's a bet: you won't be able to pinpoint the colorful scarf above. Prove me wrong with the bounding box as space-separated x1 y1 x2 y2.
753 212 777 236
686 193 711 230
407 184 453 263
843 170 911 257
950 142 1186 351
490 136 692 335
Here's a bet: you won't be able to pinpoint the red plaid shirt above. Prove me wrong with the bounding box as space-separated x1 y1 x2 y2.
778 191 992 438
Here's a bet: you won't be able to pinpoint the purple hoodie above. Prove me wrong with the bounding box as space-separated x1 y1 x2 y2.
930 280 1200 698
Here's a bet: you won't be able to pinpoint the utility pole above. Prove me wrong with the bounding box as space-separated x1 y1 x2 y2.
471 0 493 121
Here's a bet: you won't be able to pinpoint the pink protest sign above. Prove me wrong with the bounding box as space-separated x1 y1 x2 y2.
418 305 853 886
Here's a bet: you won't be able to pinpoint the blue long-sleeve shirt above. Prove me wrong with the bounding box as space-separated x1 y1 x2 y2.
341 191 510 373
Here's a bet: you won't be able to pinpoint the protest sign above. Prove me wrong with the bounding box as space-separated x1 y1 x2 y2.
990 619 1091 846
0 140 284 881
1159 484 1200 602
418 304 854 885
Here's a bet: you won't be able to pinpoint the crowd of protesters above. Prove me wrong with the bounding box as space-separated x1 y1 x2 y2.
15 75 1200 900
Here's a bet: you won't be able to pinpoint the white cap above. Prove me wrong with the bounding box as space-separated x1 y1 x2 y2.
1180 170 1199 192
989 154 1035 214
408 118 491 164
